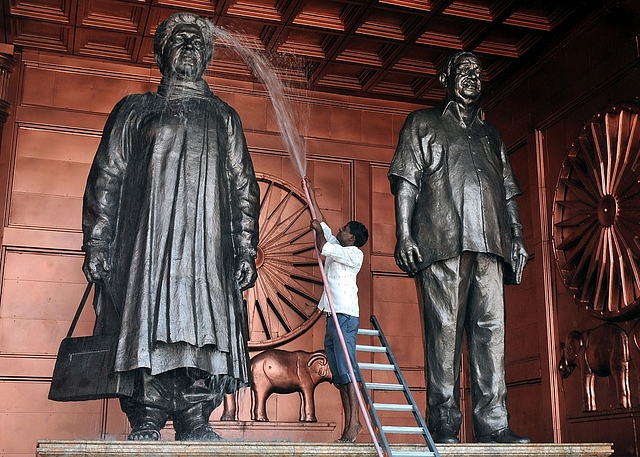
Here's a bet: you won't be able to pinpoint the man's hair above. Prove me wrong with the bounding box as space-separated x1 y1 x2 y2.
439 51 479 87
154 12 215 75
347 221 369 248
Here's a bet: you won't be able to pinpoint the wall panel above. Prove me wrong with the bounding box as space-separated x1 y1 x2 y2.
370 165 395 257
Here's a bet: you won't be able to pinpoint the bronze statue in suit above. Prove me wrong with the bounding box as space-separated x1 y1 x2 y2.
389 51 529 444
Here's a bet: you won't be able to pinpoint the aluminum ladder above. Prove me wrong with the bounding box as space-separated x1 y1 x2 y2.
356 315 440 457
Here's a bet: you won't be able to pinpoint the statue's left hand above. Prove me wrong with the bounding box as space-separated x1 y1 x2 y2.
511 236 529 284
236 255 258 291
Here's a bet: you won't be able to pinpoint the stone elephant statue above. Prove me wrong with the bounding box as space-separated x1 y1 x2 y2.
250 348 332 422
559 323 631 412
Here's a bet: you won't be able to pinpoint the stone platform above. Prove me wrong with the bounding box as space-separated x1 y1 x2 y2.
36 440 613 457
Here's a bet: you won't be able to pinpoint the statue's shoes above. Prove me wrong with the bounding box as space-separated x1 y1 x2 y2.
176 423 223 441
477 428 531 444
127 423 161 441
431 425 460 444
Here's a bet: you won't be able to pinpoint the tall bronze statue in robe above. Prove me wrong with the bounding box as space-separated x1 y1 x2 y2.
82 12 259 441
388 51 530 444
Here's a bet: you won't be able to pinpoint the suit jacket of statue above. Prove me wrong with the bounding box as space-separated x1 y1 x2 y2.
388 98 522 280
82 78 259 380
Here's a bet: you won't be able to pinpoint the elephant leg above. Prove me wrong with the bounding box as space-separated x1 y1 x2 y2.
299 387 317 422
615 361 632 409
583 371 596 411
250 388 259 421
220 393 236 421
253 389 271 422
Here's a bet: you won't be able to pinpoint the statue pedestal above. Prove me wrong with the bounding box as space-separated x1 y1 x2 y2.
205 420 336 442
36 440 613 457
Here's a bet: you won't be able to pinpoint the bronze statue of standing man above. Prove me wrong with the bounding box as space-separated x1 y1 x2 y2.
388 51 530 444
82 12 259 441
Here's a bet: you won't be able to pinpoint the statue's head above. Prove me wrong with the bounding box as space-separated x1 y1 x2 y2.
439 51 482 106
154 12 215 81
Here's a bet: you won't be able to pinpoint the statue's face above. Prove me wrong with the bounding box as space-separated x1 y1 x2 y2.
447 55 482 105
164 23 207 81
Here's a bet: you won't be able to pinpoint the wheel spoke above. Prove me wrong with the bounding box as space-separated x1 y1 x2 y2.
613 224 640 300
592 228 609 311
577 135 604 197
255 298 272 341
267 297 292 333
589 122 608 195
610 226 635 308
606 228 619 313
555 218 597 251
560 177 599 205
580 229 605 305
568 154 602 200
277 291 311 320
569 225 602 290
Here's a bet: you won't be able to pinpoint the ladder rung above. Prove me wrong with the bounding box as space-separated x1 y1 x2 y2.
373 403 415 412
356 344 387 353
358 362 395 371
364 382 405 391
358 316 439 457
383 425 426 434
390 452 436 457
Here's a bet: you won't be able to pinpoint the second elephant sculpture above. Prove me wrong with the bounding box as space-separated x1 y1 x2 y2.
251 348 332 422
559 323 631 412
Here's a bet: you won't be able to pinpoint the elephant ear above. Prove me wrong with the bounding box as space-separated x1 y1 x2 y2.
307 351 328 367
568 330 584 348
307 351 329 376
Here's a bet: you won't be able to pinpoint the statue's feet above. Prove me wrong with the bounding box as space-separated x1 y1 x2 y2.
175 423 223 441
431 425 460 444
128 423 161 441
219 411 235 421
477 427 531 444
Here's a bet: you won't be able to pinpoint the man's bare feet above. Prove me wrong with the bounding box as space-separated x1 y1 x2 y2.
337 423 362 442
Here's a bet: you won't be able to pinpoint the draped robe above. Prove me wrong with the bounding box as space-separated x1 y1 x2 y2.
82 79 259 385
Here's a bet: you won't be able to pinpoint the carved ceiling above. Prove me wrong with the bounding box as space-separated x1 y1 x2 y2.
1 0 613 105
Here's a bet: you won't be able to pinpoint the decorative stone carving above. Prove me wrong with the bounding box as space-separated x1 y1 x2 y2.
250 349 332 422
559 323 631 411
553 104 640 321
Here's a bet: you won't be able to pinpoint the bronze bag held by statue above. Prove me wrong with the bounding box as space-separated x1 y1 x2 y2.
48 282 134 401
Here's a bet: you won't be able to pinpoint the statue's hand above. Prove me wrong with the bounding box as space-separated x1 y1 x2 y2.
236 255 258 291
511 236 529 284
394 235 423 276
82 247 110 283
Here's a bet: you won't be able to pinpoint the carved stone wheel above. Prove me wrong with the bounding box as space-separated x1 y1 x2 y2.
553 104 640 321
244 173 323 349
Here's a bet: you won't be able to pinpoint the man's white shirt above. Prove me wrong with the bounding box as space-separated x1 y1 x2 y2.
317 221 363 317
